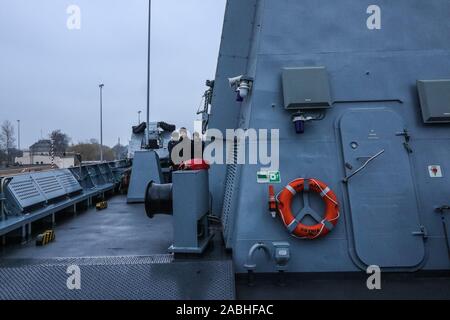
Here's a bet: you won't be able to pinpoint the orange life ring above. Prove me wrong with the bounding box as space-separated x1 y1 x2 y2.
277 178 339 239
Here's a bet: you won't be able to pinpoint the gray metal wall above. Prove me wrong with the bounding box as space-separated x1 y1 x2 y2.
209 0 450 273
208 0 259 216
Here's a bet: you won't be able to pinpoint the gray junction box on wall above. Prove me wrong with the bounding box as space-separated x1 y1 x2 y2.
417 79 450 123
282 66 332 110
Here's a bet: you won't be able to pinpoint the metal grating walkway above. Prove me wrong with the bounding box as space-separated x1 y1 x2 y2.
0 256 235 300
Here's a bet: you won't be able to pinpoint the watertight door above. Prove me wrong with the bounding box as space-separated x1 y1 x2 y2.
340 109 425 268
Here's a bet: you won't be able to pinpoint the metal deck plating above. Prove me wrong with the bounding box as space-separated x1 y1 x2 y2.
0 195 234 300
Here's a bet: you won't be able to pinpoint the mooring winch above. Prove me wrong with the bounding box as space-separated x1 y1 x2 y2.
144 160 213 254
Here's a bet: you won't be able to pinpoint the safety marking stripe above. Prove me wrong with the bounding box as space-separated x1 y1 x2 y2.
320 187 330 198
286 185 296 195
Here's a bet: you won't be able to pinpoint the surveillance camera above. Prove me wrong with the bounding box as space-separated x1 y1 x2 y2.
228 75 253 102
237 81 250 99
228 75 243 88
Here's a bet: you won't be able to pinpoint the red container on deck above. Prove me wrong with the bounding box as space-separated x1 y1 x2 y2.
179 159 210 171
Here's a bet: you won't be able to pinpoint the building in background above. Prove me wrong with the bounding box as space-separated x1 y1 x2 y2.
15 139 75 168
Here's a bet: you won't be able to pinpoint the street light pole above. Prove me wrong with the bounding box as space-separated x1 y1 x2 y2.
16 120 20 150
146 0 152 147
99 83 104 162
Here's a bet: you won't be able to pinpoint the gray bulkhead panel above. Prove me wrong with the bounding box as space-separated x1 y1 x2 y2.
208 0 259 217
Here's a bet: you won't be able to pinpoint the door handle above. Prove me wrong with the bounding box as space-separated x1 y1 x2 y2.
343 149 385 183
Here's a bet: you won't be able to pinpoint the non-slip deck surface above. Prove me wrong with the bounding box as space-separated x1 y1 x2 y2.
0 257 235 300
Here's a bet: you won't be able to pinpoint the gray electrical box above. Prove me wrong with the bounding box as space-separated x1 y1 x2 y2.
417 80 450 123
282 66 332 110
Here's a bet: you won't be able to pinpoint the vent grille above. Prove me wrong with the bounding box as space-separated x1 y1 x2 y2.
55 170 82 194
9 179 41 201
35 176 62 194
221 139 240 248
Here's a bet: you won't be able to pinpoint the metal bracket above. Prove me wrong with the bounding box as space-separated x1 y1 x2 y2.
412 225 428 239
436 205 450 213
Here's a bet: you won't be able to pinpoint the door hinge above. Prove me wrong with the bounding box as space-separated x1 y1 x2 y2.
396 129 413 153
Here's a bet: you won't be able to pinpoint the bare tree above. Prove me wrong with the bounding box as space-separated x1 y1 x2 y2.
0 121 16 164
49 130 71 155
0 120 15 150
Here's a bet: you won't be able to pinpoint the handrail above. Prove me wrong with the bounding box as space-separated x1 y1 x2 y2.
343 149 385 183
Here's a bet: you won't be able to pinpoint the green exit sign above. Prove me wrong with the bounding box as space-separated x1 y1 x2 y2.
257 171 281 184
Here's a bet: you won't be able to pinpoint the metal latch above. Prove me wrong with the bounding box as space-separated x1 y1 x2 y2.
396 129 413 153
412 225 428 239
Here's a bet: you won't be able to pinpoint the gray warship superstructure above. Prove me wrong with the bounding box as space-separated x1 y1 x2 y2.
207 0 450 275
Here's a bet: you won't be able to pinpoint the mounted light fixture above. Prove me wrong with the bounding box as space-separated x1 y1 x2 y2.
228 75 254 102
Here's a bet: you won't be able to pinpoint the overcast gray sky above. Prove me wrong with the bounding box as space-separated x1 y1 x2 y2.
0 0 226 148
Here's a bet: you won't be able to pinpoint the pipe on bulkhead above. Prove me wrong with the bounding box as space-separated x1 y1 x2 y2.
244 242 272 286
244 242 272 271
0 177 12 221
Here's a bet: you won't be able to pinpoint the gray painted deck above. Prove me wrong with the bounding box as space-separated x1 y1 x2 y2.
0 195 172 259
